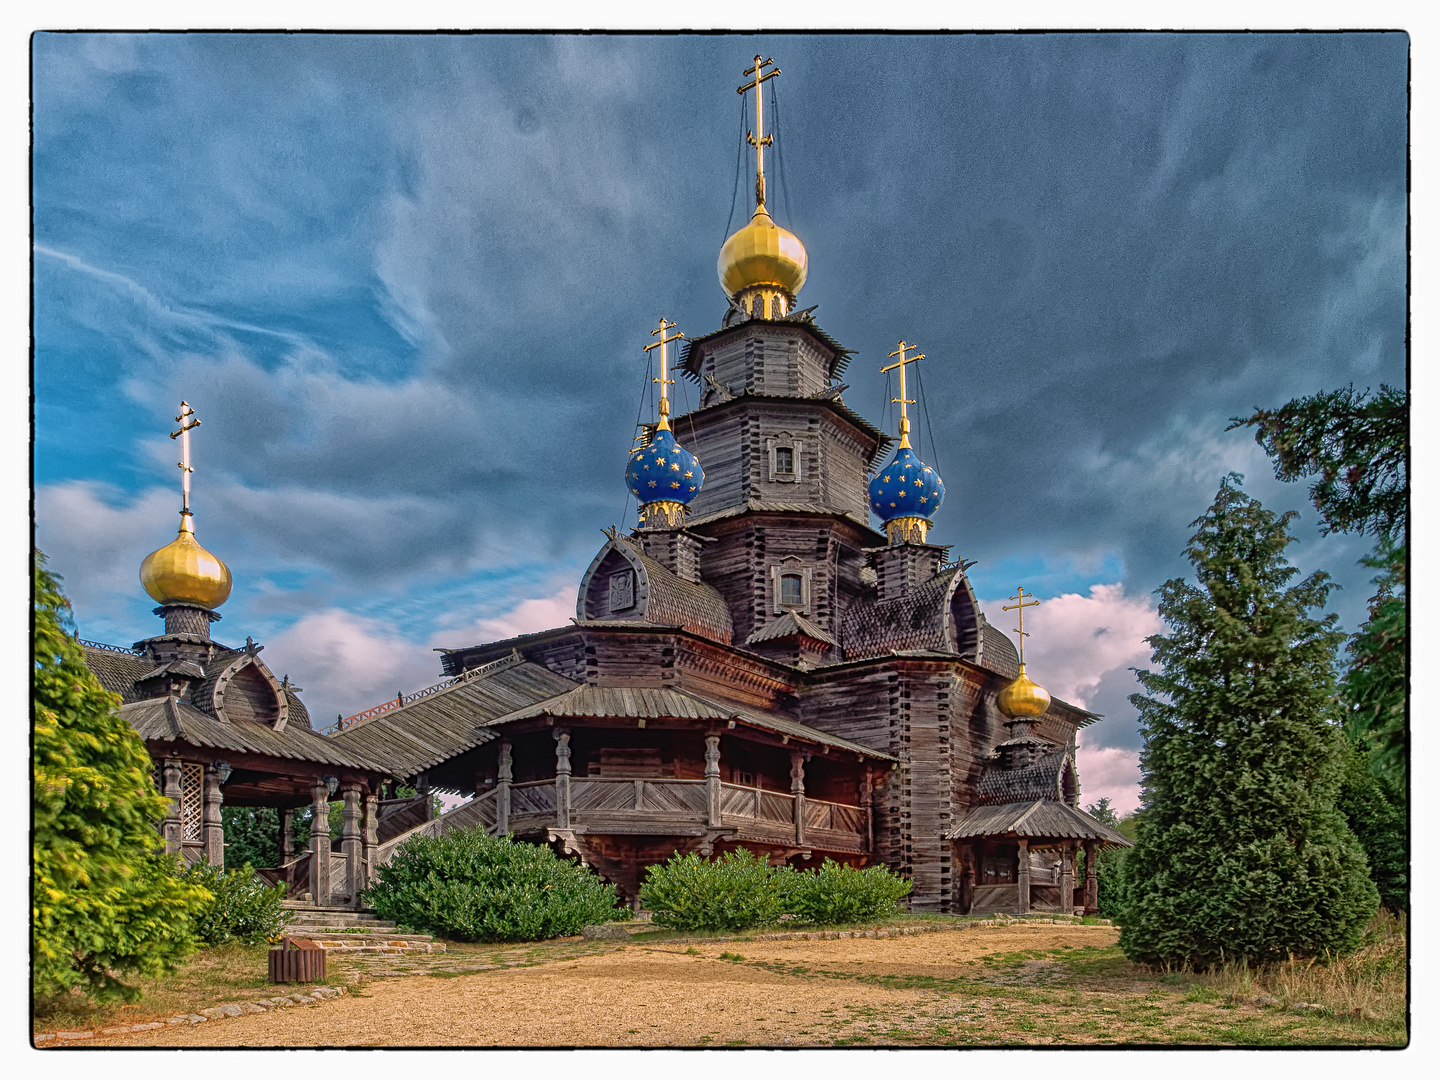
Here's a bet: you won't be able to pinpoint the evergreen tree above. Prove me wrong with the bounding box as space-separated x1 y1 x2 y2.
1339 537 1406 786
32 555 210 1002
1335 740 1407 913
220 806 281 868
1120 476 1378 968
1232 384 1408 784
1083 798 1133 919
1230 383 1406 540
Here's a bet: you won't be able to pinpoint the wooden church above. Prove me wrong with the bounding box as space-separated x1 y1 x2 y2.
329 56 1129 913
81 56 1127 915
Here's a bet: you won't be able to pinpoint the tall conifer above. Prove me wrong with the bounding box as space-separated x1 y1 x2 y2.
32 555 209 1001
1120 475 1377 967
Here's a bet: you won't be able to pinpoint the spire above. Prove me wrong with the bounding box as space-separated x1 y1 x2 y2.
997 586 1051 729
882 341 922 450
140 400 232 615
868 340 946 544
739 55 780 211
643 317 684 432
626 320 705 529
1003 585 1038 665
718 55 807 320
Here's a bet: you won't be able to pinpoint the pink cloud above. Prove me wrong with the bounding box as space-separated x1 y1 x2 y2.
263 610 441 727
981 583 1162 817
982 583 1162 710
1076 742 1143 817
264 584 581 728
465 586 576 641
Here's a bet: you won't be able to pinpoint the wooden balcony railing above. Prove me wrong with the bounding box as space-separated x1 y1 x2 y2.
370 776 872 864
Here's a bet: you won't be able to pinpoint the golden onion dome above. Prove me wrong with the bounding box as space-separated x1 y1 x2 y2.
140 517 232 609
997 663 1051 719
718 206 808 298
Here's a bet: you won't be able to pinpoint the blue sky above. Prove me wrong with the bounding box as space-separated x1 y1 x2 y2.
32 32 1407 810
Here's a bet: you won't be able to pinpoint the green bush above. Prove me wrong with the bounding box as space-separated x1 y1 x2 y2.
363 829 625 942
786 859 911 925
180 862 289 946
33 555 210 1003
640 848 794 931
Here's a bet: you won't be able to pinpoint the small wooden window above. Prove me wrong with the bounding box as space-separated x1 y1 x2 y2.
982 855 1014 883
774 446 794 475
779 573 804 607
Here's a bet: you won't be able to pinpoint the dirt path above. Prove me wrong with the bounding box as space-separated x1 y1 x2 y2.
82 922 1397 1048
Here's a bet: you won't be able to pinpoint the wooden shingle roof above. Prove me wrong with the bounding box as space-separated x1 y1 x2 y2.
975 743 1075 805
483 683 896 761
840 566 962 661
326 655 577 778
948 800 1131 846
624 540 734 643
747 611 837 648
122 696 386 771
81 644 154 702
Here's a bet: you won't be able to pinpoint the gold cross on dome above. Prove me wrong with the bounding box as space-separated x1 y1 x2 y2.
880 341 925 449
168 401 201 515
1002 586 1040 664
643 317 685 431
738 56 780 209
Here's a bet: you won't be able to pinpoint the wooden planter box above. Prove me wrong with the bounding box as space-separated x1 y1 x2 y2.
268 936 326 983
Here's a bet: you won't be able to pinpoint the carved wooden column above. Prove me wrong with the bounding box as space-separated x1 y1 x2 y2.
341 783 363 906
363 792 379 884
1059 840 1075 916
161 758 183 855
554 728 572 830
416 773 434 822
309 780 332 906
496 739 512 836
1016 838 1030 914
956 843 973 914
202 765 225 868
862 766 874 854
790 750 806 847
280 808 295 864
1083 840 1099 913
704 734 722 827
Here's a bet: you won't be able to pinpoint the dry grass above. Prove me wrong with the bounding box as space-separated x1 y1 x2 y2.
73 920 1407 1047
1190 911 1407 1032
32 943 365 1035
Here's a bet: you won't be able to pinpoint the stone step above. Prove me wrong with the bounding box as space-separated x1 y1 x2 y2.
286 913 393 926
296 930 436 944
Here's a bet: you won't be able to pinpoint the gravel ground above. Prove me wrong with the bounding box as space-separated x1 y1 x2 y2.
88 923 1119 1048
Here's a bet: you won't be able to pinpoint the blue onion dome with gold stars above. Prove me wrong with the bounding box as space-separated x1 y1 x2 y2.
626 427 704 507
868 445 945 523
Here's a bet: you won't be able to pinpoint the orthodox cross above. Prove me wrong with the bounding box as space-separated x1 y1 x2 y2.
880 341 925 449
1003 586 1040 664
737 56 780 210
168 401 201 516
643 317 685 431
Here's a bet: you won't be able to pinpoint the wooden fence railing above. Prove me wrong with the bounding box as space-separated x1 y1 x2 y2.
371 787 500 867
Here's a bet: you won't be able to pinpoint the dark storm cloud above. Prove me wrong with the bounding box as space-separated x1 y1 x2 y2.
33 33 1406 741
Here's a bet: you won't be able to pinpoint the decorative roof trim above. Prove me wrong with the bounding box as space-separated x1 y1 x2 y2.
325 650 527 736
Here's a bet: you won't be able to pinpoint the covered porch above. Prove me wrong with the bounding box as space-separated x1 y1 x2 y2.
127 697 391 910
368 682 895 902
949 799 1131 916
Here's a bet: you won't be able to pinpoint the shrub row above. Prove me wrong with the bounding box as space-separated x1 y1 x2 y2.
363 829 627 942
639 849 911 931
177 861 290 946
362 831 910 943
